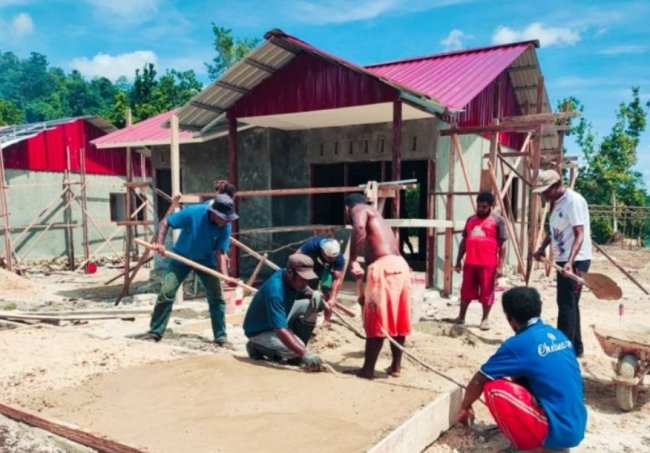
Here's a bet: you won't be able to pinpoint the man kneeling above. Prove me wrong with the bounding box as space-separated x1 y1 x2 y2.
243 254 325 372
457 287 587 452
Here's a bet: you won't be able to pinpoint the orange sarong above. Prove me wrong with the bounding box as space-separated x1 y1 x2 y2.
363 255 411 338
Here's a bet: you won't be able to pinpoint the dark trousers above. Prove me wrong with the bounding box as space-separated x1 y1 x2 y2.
149 259 226 342
556 260 590 356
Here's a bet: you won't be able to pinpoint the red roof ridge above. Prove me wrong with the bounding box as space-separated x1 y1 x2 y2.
366 40 539 68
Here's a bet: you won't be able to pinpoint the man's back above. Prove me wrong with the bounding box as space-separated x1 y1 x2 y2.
353 204 399 264
481 319 587 449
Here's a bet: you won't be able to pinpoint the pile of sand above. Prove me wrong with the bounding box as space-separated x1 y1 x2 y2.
0 269 48 304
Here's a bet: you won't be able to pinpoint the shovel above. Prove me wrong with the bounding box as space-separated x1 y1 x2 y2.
546 260 622 300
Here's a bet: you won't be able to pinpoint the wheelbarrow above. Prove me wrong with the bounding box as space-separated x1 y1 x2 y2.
593 324 650 411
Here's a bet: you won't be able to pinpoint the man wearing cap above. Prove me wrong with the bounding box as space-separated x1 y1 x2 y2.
533 170 592 357
142 194 238 346
243 254 325 372
295 236 345 323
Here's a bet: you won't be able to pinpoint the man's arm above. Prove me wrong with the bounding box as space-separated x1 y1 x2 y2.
349 208 368 278
275 328 308 356
564 225 584 271
497 241 507 278
152 218 170 255
456 371 489 425
454 238 466 273
533 233 551 261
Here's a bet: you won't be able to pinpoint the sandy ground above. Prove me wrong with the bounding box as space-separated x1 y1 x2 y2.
0 244 649 452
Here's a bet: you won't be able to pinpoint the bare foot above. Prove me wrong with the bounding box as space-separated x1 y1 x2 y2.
450 317 465 325
356 369 375 380
479 319 491 331
385 366 401 378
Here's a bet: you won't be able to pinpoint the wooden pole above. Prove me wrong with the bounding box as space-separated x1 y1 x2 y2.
231 236 279 270
443 135 455 297
64 146 75 269
426 159 435 288
80 147 90 268
487 162 525 276
170 114 183 304
593 242 649 294
0 401 146 453
0 141 12 271
123 109 133 290
451 133 476 211
391 100 402 223
227 112 239 277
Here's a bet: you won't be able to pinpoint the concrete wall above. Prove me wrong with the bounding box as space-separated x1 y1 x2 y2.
1 169 151 263
148 115 529 291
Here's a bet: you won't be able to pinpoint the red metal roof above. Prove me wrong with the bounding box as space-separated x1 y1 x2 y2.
92 109 196 148
366 42 536 112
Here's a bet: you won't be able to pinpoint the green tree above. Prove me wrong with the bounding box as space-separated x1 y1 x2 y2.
205 25 259 80
564 88 650 242
0 99 24 125
153 69 202 112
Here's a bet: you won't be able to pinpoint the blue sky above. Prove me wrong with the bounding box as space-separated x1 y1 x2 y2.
1 0 649 184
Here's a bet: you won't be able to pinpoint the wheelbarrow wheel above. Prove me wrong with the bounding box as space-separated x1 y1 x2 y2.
616 354 639 412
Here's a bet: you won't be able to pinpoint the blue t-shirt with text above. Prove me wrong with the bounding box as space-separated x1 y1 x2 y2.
480 318 587 450
167 202 231 267
243 270 298 337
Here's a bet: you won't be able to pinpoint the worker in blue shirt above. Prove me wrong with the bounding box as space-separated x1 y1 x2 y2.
457 286 587 452
142 194 238 347
295 236 344 323
243 254 324 372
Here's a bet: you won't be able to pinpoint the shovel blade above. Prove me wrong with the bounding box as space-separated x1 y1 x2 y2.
583 272 623 300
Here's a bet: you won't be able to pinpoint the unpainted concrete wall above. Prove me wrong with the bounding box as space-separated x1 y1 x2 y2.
1 170 149 262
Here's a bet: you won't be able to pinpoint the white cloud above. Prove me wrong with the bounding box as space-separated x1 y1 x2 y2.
440 29 465 51
492 22 580 47
600 45 647 55
80 0 160 23
70 50 158 81
10 12 33 36
288 0 475 25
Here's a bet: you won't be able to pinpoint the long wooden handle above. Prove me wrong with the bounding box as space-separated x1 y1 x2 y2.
543 259 586 285
135 239 257 293
138 239 355 317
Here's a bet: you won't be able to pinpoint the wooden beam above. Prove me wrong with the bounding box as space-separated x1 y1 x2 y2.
426 159 435 288
508 65 537 73
214 80 249 95
443 136 455 297
0 401 146 453
228 113 239 277
497 154 532 187
392 100 402 222
189 100 225 114
243 58 275 73
0 140 12 271
451 134 476 211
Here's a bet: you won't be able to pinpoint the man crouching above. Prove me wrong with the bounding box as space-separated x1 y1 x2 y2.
243 254 325 372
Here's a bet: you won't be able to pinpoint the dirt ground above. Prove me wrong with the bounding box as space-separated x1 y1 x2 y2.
0 244 649 452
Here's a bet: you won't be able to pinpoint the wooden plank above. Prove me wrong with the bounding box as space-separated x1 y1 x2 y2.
443 137 455 297
451 134 476 211
593 243 649 295
228 113 239 277
392 100 402 221
487 162 525 276
0 312 138 323
0 401 146 453
426 159 435 288
231 237 280 271
384 219 466 229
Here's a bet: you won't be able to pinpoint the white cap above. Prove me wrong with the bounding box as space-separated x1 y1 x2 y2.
319 238 340 258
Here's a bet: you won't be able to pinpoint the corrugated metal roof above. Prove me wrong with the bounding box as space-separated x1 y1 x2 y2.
0 115 115 148
366 42 536 112
175 29 445 134
92 109 198 149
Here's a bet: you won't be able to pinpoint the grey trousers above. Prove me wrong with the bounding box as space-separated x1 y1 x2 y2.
248 299 318 359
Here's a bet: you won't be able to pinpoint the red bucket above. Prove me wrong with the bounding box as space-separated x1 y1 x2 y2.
86 262 98 274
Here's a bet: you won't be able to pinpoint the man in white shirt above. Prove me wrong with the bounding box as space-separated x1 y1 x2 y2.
533 170 592 357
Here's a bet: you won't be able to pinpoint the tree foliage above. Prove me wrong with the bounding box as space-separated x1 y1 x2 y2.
562 88 650 242
205 25 259 80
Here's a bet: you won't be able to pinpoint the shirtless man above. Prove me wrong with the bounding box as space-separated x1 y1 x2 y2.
345 193 411 379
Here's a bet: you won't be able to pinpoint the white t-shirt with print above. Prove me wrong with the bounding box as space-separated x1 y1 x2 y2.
549 189 592 262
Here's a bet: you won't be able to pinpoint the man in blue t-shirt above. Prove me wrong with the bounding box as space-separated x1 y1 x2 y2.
457 287 587 452
141 194 238 346
243 254 324 372
295 236 345 323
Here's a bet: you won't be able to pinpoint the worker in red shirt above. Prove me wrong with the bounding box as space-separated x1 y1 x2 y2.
453 191 507 330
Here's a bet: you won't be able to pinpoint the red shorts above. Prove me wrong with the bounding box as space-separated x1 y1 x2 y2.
483 379 548 451
460 264 496 306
